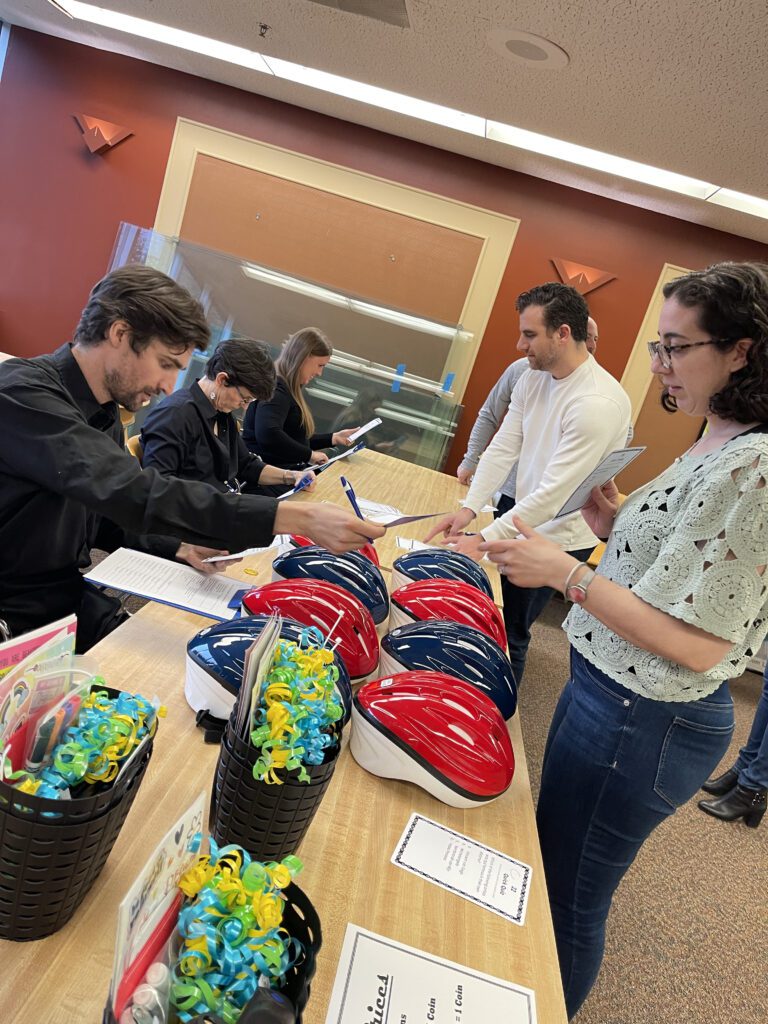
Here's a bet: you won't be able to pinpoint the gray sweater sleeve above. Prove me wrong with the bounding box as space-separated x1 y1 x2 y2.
459 359 529 495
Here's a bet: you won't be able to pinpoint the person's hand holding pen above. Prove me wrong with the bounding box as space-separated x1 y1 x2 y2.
423 506 476 543
288 469 317 494
340 475 365 520
274 502 384 553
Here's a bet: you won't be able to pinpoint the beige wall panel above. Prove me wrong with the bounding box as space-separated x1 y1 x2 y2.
180 155 484 325
155 120 520 399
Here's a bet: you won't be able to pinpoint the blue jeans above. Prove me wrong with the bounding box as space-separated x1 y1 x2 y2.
735 662 768 790
494 496 593 685
537 648 734 1018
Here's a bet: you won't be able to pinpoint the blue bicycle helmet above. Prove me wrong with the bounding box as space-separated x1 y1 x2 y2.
391 548 493 599
272 546 389 626
378 620 517 719
185 614 352 724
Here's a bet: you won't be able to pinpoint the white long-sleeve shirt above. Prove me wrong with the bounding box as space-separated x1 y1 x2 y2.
463 355 632 550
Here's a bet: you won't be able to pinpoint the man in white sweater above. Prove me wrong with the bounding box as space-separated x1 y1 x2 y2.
427 284 631 687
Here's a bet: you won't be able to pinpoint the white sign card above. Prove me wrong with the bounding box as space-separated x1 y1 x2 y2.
324 924 537 1024
391 813 532 926
553 446 645 520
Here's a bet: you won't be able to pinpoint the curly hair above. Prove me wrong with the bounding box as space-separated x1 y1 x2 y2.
203 338 276 401
515 282 589 342
661 262 768 422
75 265 210 354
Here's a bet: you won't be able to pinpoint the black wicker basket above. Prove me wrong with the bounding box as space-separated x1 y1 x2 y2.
209 719 338 862
0 736 153 941
102 881 321 1024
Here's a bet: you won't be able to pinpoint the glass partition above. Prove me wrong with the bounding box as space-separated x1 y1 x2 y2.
109 223 465 470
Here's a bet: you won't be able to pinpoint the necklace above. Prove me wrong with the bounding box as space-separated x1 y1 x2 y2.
675 420 760 462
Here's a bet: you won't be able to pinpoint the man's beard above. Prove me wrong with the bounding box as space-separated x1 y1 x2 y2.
104 369 152 412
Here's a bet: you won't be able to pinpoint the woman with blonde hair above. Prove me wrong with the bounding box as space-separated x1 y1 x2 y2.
244 327 358 467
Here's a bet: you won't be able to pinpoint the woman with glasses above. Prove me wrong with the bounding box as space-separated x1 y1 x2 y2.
141 337 313 496
480 261 768 1019
243 327 359 468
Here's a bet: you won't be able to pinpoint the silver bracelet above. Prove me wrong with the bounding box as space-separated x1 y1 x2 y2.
562 561 589 597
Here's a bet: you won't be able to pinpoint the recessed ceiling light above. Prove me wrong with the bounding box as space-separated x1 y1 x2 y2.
487 28 569 69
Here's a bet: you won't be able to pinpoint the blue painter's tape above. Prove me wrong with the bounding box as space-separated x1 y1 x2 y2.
391 363 407 393
442 372 456 392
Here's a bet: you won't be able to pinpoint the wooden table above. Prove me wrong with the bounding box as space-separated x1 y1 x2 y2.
0 455 565 1024
227 448 502 606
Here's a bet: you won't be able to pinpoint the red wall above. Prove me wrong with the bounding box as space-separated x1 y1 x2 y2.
2 28 767 470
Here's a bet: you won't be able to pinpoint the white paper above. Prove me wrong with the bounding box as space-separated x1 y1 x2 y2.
392 813 532 926
324 924 536 1024
395 537 438 551
554 446 646 520
204 535 289 563
109 793 206 1003
313 442 366 474
85 548 245 620
358 498 401 519
348 417 382 442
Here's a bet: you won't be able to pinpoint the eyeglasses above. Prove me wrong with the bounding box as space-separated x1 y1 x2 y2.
231 383 255 406
646 338 735 370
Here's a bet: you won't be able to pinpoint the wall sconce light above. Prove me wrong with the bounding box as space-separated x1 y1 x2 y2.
74 114 133 154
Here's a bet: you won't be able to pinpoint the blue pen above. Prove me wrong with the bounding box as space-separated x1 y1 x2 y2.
294 473 314 493
340 476 365 520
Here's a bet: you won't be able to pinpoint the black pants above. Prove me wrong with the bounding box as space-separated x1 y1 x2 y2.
495 493 593 688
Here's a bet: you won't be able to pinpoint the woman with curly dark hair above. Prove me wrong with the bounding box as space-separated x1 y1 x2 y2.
480 261 768 1018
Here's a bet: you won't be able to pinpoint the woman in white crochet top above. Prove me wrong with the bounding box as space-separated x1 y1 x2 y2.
481 261 768 1019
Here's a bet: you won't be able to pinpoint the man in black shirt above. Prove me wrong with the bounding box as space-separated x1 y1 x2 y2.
0 266 383 650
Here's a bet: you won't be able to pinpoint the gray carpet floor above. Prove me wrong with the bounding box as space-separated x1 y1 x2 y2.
522 598 768 1024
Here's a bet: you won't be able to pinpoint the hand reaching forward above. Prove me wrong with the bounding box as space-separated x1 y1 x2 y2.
274 502 386 554
423 506 476 543
176 543 232 574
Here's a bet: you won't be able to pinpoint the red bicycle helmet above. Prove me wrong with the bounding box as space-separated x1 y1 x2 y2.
241 579 379 680
350 671 515 808
389 579 506 650
289 533 380 567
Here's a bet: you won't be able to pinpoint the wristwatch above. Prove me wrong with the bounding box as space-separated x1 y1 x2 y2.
563 564 596 604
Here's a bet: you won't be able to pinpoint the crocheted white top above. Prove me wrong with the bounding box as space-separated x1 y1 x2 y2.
566 432 768 701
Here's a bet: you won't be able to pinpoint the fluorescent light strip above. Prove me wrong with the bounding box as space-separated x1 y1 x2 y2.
705 188 768 219
263 57 484 136
55 1 768 219
59 1 272 71
242 263 465 341
487 120 715 199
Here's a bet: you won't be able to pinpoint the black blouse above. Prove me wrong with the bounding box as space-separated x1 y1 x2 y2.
243 378 333 467
141 382 266 492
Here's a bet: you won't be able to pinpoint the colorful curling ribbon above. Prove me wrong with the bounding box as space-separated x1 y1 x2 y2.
170 842 303 1023
2 683 164 801
249 635 343 785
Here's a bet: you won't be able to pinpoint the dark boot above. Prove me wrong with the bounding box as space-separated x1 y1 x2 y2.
701 766 739 796
698 784 767 828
